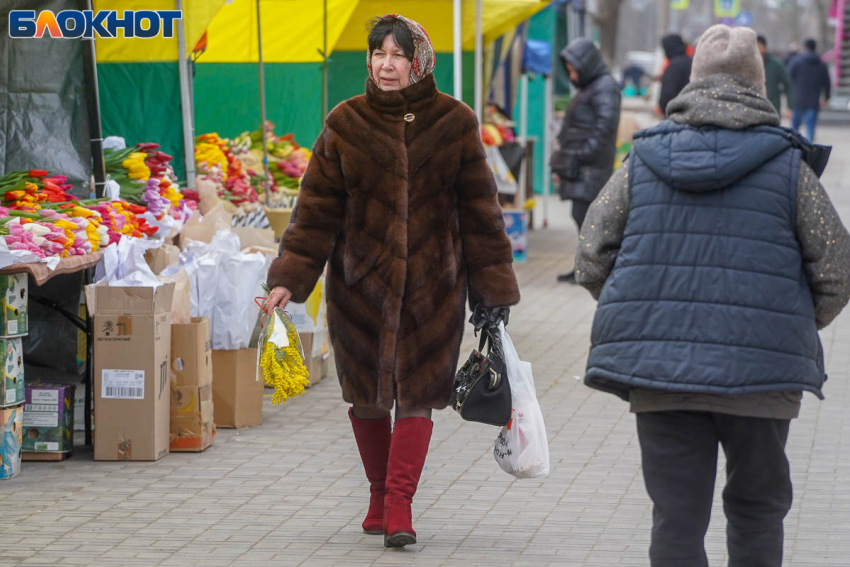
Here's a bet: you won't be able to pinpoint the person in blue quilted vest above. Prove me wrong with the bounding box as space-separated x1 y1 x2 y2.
575 24 850 567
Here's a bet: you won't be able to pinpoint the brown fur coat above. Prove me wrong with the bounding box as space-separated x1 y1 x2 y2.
267 74 520 411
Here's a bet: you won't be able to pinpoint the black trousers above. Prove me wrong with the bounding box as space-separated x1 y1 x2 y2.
636 411 793 567
571 199 591 230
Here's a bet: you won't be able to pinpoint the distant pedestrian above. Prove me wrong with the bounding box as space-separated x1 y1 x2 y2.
789 38 831 141
658 34 692 117
551 39 621 284
784 41 800 68
758 35 794 115
576 24 850 567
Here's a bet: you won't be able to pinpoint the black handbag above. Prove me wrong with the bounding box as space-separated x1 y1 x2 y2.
551 148 581 180
450 307 512 427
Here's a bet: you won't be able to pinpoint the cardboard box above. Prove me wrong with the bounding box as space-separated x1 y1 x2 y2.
170 318 214 452
212 349 263 428
300 332 328 388
171 318 212 387
1 404 23 480
0 274 28 337
287 277 326 334
170 383 214 451
23 383 74 454
502 209 528 263
90 283 175 461
145 244 180 275
73 386 87 431
1 338 24 407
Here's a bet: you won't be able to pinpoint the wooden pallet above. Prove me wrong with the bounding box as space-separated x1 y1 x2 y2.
22 451 72 462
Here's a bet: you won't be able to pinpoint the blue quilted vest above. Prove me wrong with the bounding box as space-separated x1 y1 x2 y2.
585 122 826 401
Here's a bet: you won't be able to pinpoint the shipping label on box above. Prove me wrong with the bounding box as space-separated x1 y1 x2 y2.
0 274 28 337
1 404 23 480
23 383 74 453
1 338 24 407
90 283 175 461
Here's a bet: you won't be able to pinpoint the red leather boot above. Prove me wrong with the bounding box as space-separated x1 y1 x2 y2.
383 417 433 547
349 408 392 534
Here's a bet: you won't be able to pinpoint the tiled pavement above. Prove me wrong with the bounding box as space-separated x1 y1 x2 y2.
0 126 848 567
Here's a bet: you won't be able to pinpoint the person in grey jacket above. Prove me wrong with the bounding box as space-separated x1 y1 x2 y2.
576 25 850 567
552 38 621 283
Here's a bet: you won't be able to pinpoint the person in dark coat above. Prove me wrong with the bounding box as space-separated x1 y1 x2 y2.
576 25 850 566
789 38 831 142
758 35 794 114
658 33 692 116
264 14 520 548
551 38 621 283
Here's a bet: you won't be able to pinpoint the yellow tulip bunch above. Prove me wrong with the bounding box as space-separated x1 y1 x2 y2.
259 308 310 406
160 178 183 208
121 152 151 181
195 133 230 181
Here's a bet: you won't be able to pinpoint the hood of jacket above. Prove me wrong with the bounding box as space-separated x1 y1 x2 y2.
634 75 797 193
560 39 610 89
662 34 687 59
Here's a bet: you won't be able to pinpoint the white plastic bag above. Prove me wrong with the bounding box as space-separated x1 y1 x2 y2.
494 322 550 478
95 235 165 287
485 145 518 195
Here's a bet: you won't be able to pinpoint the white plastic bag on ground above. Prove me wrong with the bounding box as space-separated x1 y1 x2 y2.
494 322 550 478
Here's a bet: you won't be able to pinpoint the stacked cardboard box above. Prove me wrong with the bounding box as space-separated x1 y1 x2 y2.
212 349 263 428
286 276 330 388
88 283 175 461
0 405 23 480
0 274 27 480
171 318 214 451
22 382 74 460
1 338 25 408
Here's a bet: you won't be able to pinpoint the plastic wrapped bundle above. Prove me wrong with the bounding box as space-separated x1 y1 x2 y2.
258 307 310 405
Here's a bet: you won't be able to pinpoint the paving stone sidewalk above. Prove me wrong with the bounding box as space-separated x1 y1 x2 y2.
0 127 848 567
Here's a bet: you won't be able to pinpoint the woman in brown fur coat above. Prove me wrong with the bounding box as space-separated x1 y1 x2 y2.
265 14 520 547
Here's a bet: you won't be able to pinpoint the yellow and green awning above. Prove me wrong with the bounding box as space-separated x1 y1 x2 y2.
95 0 550 63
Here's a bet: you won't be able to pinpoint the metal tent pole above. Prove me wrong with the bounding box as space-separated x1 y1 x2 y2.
80 0 106 200
518 72 529 210
543 73 553 228
322 0 329 118
474 0 483 121
257 0 271 206
453 0 462 100
176 0 196 190
80 0 105 446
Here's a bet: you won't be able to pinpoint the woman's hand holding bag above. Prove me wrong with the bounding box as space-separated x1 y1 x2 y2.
265 286 292 312
450 305 513 426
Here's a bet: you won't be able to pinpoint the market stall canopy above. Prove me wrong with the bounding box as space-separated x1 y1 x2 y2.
198 0 551 63
93 0 549 63
201 0 361 63
93 0 228 62
335 0 551 53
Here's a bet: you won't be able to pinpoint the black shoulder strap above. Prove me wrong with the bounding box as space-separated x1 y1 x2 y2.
761 125 832 178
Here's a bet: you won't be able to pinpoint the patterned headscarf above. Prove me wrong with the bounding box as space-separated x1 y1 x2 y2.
367 14 436 86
